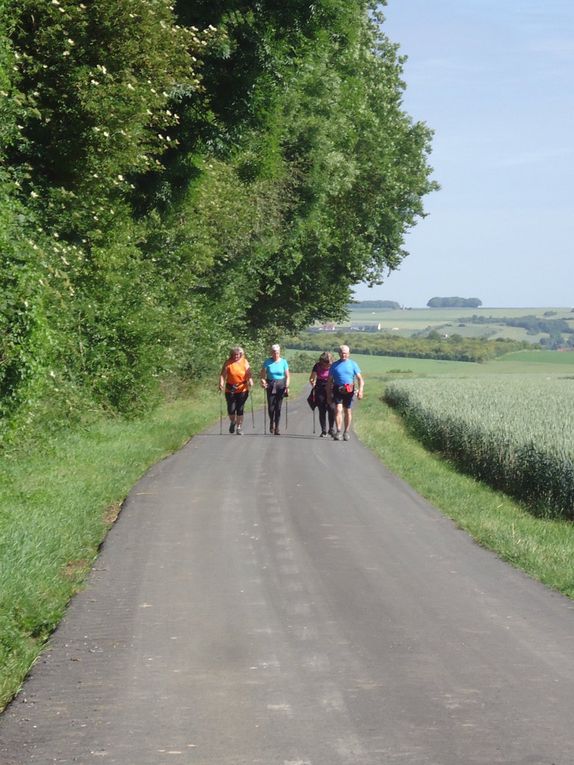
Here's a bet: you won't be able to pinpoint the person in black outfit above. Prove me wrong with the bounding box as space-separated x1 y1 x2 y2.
309 352 335 437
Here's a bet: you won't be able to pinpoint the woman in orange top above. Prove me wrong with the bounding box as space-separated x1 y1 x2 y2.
219 346 253 435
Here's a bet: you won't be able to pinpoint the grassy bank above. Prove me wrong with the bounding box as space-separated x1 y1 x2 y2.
355 378 574 599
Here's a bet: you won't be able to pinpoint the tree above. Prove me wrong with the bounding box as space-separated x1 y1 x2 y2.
1 0 438 432
427 297 482 308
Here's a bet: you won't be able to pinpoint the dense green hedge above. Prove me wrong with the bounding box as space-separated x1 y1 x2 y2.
1 1 436 443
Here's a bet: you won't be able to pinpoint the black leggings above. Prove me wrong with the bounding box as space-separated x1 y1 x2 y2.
315 384 335 432
266 380 286 427
225 390 249 416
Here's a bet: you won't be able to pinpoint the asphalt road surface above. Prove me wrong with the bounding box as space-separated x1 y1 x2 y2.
1 395 573 765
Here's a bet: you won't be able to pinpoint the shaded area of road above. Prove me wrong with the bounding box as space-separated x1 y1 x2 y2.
1 395 573 764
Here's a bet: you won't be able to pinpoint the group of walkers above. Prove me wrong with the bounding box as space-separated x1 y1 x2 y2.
219 343 363 440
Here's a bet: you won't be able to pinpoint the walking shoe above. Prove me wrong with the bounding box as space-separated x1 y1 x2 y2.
274 426 280 435
343 431 350 441
236 426 243 435
320 431 328 438
229 422 235 434
333 430 343 441
329 427 337 437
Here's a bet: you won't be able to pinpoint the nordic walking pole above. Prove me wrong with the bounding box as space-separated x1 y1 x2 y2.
263 387 267 435
311 387 316 434
219 388 223 435
285 395 288 433
250 387 255 429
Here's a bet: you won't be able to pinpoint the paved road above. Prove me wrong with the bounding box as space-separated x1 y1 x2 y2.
1 395 573 764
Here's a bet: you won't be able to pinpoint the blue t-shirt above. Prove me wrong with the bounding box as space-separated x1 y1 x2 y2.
263 357 289 380
329 358 361 387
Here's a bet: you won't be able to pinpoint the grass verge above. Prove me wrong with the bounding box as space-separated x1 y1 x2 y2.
355 378 574 600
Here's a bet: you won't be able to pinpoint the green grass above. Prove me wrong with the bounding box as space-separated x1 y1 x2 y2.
355 378 574 599
288 347 574 378
495 349 574 365
348 351 574 378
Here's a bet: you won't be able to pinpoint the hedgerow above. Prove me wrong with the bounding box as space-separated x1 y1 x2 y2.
1 1 436 443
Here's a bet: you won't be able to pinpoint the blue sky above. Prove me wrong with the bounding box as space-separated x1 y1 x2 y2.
354 0 574 308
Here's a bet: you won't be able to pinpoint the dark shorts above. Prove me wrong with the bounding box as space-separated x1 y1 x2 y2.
333 386 355 409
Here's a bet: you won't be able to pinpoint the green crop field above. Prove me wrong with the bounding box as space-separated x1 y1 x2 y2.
287 348 574 378
384 374 574 519
495 350 574 365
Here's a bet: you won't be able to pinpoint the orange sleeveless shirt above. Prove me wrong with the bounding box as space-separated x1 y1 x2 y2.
225 357 250 393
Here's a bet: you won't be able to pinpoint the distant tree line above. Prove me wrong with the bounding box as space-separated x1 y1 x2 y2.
464 315 574 336
285 332 527 363
0 0 436 440
427 297 483 308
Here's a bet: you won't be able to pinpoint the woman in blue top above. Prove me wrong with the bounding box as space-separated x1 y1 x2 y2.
260 344 290 435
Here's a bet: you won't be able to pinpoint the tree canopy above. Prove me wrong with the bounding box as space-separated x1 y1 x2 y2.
1 0 436 438
427 297 482 308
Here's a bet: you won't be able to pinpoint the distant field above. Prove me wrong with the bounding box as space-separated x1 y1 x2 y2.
287 348 574 378
342 306 574 344
495 350 574 365
348 306 573 324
